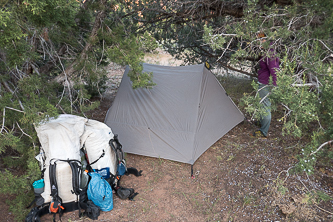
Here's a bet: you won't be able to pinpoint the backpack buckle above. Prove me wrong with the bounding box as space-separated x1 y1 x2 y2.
49 199 64 214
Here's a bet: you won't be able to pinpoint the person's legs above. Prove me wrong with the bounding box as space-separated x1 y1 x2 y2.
258 84 271 137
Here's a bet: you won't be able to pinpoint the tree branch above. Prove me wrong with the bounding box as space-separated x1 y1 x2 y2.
196 45 257 77
310 140 333 156
53 0 107 83
2 81 25 111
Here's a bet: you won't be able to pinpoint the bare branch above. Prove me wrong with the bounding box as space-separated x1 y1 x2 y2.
310 140 333 156
2 81 25 111
0 108 5 134
16 122 32 140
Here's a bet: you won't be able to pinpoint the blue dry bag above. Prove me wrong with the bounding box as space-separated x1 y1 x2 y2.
87 172 113 211
117 161 126 176
95 167 111 179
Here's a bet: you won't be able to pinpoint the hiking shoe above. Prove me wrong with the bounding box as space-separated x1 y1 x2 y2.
251 130 267 139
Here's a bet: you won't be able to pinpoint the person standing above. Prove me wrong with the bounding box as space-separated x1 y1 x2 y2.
252 33 279 138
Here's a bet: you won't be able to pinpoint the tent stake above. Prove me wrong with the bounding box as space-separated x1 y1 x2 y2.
191 164 194 179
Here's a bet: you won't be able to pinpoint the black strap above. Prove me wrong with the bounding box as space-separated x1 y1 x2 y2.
26 158 90 221
41 168 45 180
126 167 142 177
49 162 59 199
50 159 82 197
26 199 37 209
27 201 86 221
129 192 139 201
48 158 83 222
109 134 124 163
89 150 105 166
68 161 82 195
25 205 49 222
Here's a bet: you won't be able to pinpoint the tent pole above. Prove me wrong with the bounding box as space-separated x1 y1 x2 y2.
191 164 194 179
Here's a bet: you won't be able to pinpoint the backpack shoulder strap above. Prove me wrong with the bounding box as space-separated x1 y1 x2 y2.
109 134 124 162
67 159 82 196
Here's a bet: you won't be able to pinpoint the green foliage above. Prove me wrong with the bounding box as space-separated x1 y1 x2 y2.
305 190 332 205
0 8 26 46
83 72 108 97
140 31 159 53
0 132 22 154
129 70 155 89
21 0 79 28
0 145 40 221
104 26 155 88
241 81 271 121
0 1 153 219
199 0 333 175
17 75 59 123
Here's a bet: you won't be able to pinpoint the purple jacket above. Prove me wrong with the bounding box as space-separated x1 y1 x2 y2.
257 48 279 86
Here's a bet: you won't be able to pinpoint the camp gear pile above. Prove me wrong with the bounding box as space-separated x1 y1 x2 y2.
25 114 141 221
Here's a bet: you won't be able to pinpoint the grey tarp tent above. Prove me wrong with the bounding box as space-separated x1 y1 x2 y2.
104 63 244 165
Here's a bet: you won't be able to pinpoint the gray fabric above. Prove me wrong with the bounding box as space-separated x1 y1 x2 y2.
105 63 244 164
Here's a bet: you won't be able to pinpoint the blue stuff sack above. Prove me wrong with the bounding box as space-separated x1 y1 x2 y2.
87 172 113 211
95 167 111 179
117 161 126 176
32 179 44 189
32 179 45 206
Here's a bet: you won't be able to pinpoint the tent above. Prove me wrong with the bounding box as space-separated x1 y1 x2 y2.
104 63 244 165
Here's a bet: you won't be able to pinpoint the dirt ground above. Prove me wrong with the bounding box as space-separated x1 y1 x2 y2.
1 52 333 222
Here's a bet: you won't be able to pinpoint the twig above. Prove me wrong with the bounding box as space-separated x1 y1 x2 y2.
277 166 294 183
314 204 333 215
5 106 25 113
310 140 333 156
259 92 270 104
1 108 5 133
2 81 25 111
16 122 32 139
298 175 311 192
56 104 67 114
1 107 25 134
317 39 333 53
56 51 73 113
216 37 233 62
99 39 105 65
281 103 292 122
291 83 318 87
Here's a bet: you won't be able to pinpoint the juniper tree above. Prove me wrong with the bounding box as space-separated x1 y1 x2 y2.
1 0 333 219
133 0 333 173
0 0 155 220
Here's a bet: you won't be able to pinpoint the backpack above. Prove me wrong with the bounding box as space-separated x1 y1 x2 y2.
25 157 97 222
81 119 142 200
26 115 92 221
26 115 142 221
